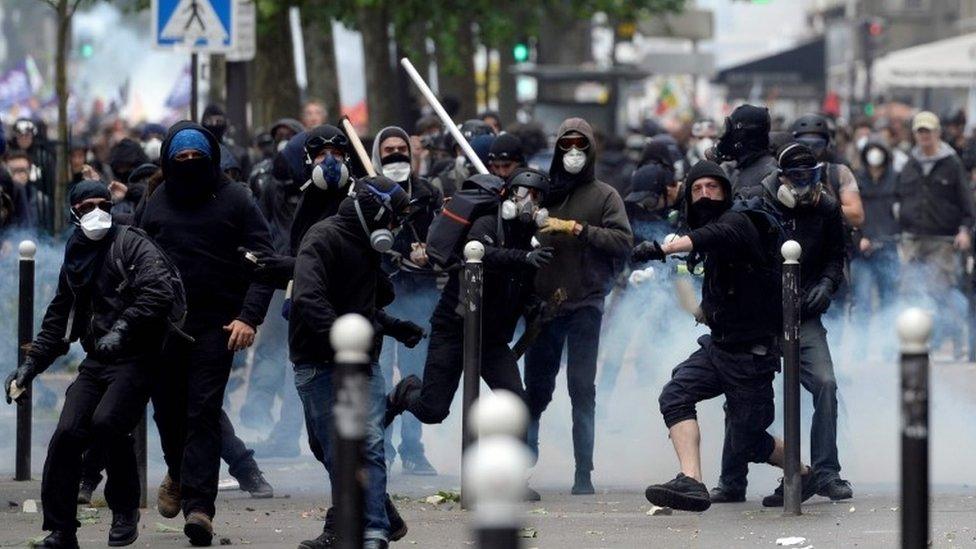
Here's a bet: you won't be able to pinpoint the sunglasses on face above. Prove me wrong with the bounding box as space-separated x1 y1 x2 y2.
557 135 590 151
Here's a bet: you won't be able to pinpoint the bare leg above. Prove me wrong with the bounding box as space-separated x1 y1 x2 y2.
766 437 811 474
669 419 703 482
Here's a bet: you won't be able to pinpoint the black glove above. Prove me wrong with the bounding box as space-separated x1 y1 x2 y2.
632 240 666 263
386 318 426 349
238 247 295 290
803 278 834 316
524 247 554 268
5 357 38 404
96 319 129 358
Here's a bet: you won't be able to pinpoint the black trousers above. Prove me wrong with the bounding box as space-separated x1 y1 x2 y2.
151 325 234 518
407 309 525 424
42 356 153 532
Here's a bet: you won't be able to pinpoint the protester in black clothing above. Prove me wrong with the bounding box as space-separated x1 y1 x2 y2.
714 104 777 195
5 180 177 549
289 177 416 549
852 140 900 321
247 118 303 200
488 132 526 181
430 119 495 198
636 160 815 513
202 104 250 178
386 170 551 434
371 125 444 475
139 122 276 546
595 133 636 197
714 143 852 505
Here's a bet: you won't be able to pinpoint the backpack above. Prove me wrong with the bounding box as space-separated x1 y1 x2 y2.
730 196 787 323
425 179 504 268
108 225 193 342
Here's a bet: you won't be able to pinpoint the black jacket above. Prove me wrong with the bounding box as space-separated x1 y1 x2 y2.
139 121 275 330
289 198 396 365
435 213 537 342
896 143 975 236
386 175 443 291
856 165 899 242
28 228 176 369
688 210 779 346
743 176 847 294
259 176 302 255
730 153 778 197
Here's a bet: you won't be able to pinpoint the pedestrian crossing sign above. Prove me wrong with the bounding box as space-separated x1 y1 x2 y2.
152 0 236 52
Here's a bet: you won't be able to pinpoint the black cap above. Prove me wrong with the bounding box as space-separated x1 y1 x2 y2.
489 133 525 163
625 164 671 203
69 179 111 206
128 163 159 184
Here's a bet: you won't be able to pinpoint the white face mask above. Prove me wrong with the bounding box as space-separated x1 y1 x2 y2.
695 138 714 158
79 208 112 240
562 147 587 174
865 148 886 168
382 162 411 183
143 138 162 162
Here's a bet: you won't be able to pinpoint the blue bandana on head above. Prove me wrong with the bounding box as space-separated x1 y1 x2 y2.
168 129 212 159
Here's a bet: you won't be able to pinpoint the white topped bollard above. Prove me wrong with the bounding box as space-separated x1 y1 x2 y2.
461 241 486 509
897 307 933 549
330 313 374 549
15 240 36 480
780 239 802 515
469 390 529 440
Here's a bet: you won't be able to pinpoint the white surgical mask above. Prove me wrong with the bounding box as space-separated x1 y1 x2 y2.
562 147 587 174
79 208 112 241
382 162 411 183
695 138 714 158
865 148 886 168
143 138 162 162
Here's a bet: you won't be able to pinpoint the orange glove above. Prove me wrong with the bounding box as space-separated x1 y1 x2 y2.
540 217 577 235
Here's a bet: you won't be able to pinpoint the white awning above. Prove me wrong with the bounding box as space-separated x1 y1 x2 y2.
873 33 976 89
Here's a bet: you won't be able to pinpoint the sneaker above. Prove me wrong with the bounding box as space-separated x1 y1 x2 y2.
184 511 214 547
157 473 181 518
384 375 421 428
251 437 301 459
108 509 140 547
571 470 595 495
297 530 337 549
77 477 100 505
237 469 274 499
817 478 854 501
386 497 408 541
35 530 79 549
709 485 746 503
761 470 819 507
644 473 711 512
401 455 437 476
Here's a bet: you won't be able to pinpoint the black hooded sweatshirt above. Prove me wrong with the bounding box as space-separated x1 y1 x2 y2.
139 121 275 330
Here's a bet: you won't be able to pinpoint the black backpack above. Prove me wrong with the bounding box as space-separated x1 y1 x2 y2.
425 176 504 268
730 196 787 323
108 225 193 342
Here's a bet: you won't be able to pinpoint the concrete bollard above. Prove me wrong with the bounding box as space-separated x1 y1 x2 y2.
461 240 485 509
16 240 36 481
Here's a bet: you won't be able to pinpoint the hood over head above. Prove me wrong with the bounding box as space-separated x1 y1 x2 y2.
128 163 159 185
683 160 731 228
109 138 150 181
160 121 222 180
270 118 304 139
370 126 413 175
548 117 597 204
159 121 223 202
860 138 891 168
219 144 241 175
274 130 311 187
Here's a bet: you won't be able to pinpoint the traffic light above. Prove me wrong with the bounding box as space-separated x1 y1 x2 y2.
80 43 94 58
862 17 886 55
513 42 529 63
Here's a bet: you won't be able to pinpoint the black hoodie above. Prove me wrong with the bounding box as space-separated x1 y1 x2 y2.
139 121 275 330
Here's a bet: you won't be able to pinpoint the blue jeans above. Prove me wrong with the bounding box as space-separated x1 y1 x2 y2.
852 245 899 318
294 362 389 542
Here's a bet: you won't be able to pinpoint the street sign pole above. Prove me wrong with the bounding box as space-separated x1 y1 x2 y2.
191 52 199 121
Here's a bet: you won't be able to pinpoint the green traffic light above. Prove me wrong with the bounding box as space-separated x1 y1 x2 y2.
513 43 529 63
80 43 94 58
864 103 876 116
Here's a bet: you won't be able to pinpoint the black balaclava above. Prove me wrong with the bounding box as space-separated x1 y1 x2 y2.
109 138 150 184
683 160 732 229
201 104 228 142
715 104 771 163
64 180 115 290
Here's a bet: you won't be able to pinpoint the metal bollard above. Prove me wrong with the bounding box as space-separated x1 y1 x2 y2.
16 240 36 481
461 240 485 509
330 314 374 549
897 308 932 549
781 240 802 516
134 412 148 509
465 391 532 549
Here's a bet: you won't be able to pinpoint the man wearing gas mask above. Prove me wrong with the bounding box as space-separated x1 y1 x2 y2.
370 125 444 476
524 118 633 497
714 105 778 196
430 119 496 198
139 122 276 546
385 170 552 435
713 142 851 505
791 114 865 227
289 177 418 549
5 180 178 549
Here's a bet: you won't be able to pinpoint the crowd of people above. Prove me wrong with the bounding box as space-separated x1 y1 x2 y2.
1 97 974 548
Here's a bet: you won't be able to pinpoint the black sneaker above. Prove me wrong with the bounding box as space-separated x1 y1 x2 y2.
297 529 337 549
571 470 595 495
237 469 274 499
77 477 100 504
108 509 140 547
384 375 421 428
761 470 819 507
386 497 408 542
644 473 711 512
401 454 437 476
35 530 79 549
709 485 746 503
817 478 854 501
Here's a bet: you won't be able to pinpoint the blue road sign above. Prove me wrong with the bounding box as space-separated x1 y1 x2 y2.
152 0 236 52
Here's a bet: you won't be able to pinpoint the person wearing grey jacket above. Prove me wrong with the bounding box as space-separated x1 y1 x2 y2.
524 117 633 498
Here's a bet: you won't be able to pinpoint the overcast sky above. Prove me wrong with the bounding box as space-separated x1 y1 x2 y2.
697 0 816 68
